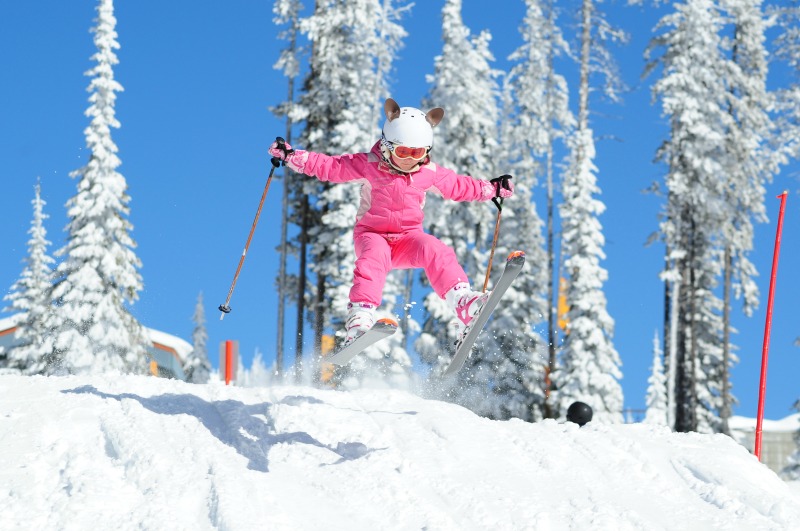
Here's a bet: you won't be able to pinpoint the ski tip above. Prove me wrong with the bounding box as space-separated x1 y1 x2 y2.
507 250 526 260
376 317 399 328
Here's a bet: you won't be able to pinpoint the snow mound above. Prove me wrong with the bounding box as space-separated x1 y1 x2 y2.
1 374 798 530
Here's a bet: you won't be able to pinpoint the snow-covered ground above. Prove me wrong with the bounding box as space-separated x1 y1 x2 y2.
1 374 799 531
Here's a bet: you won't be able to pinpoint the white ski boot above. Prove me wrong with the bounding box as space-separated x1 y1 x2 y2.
445 283 492 339
343 302 376 347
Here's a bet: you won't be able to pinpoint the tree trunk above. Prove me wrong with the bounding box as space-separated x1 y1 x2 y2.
720 246 732 435
314 269 326 378
667 273 679 430
544 140 556 419
663 244 673 428
687 241 698 431
276 74 295 377
294 193 309 383
543 4 559 419
674 207 693 432
675 213 698 432
674 257 691 432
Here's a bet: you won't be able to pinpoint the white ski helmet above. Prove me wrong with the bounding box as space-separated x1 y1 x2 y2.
381 98 444 149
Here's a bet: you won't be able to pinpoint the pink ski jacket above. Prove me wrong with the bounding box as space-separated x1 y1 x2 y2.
293 142 495 236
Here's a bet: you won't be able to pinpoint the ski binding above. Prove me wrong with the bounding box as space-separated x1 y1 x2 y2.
325 318 398 366
443 250 525 376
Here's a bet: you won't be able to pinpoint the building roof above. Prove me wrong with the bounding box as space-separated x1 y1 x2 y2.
0 314 192 363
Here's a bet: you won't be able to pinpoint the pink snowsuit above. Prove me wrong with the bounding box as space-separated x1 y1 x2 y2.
294 142 496 306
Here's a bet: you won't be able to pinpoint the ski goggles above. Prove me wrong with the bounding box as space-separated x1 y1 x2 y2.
390 144 429 160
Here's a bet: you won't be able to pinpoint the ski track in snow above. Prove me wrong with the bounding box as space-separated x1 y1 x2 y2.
1 374 799 531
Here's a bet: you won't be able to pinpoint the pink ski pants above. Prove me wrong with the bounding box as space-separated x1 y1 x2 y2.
349 230 469 306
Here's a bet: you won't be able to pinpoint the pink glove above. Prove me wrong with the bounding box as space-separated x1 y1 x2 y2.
491 175 514 199
268 139 309 173
268 139 292 160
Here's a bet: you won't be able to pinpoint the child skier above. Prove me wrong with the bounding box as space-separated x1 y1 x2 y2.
269 98 513 346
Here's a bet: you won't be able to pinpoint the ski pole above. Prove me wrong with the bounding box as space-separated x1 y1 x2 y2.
482 175 512 293
218 137 290 320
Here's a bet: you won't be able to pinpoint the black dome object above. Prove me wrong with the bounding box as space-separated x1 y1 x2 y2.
566 401 593 426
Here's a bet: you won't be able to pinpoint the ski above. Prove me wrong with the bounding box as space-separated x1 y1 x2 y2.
442 250 525 376
324 318 398 366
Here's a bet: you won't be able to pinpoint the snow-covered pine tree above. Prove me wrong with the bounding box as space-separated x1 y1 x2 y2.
717 0 775 315
709 0 779 436
272 0 304 378
183 292 211 384
646 0 747 432
2 181 55 374
236 349 273 388
330 0 413 389
556 127 623 423
45 0 146 375
644 330 669 425
693 279 726 434
554 0 624 423
772 1 800 162
498 0 575 421
295 0 412 385
417 0 501 400
484 143 549 420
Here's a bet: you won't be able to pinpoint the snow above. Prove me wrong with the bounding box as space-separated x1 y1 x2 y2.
1 374 799 530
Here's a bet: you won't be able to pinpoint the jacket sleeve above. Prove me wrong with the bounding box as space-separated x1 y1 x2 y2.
430 164 495 202
292 150 369 184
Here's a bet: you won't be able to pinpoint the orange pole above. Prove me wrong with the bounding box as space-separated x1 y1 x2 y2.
225 340 233 386
754 191 788 460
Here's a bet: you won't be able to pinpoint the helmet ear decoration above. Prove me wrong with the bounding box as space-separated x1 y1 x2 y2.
426 107 444 128
384 98 401 122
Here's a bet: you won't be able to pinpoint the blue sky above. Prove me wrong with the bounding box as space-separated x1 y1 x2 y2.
1 1 798 420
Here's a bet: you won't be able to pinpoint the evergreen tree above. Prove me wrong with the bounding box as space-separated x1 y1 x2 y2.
45 0 146 375
483 163 549 421
554 0 624 423
556 127 623 423
295 0 412 384
713 0 778 435
236 350 273 388
2 182 55 374
644 330 669 425
184 292 211 384
417 0 501 404
647 0 729 432
272 0 304 378
646 0 777 433
498 0 574 420
772 1 800 162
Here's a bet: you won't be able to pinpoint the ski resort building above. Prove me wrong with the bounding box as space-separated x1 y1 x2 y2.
729 415 799 476
0 314 191 380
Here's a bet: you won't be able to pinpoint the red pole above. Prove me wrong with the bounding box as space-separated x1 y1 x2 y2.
754 191 788 460
225 340 233 386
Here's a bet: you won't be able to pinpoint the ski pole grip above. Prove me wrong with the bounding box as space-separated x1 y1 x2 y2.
274 136 294 167
489 174 511 211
